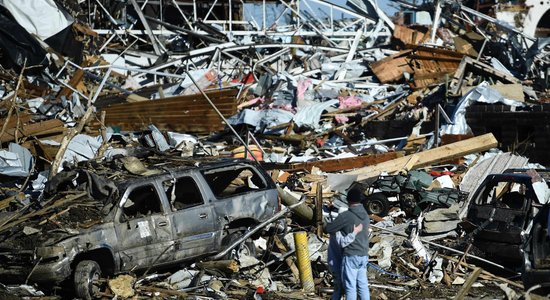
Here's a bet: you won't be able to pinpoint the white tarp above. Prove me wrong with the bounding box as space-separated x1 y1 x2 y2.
0 0 72 40
293 99 339 128
441 81 525 135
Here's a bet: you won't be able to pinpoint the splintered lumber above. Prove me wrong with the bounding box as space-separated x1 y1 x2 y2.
453 267 482 300
50 107 94 178
347 133 498 180
393 25 431 46
449 56 522 96
137 286 188 297
197 260 239 273
290 152 401 172
370 47 463 88
0 118 65 143
0 192 87 234
442 255 523 289
57 68 85 100
274 235 300 282
315 182 323 236
370 50 413 83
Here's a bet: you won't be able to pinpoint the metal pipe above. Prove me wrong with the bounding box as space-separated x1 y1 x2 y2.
211 198 306 260
445 0 536 41
90 68 113 104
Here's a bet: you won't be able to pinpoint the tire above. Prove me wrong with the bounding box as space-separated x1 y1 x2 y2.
74 260 102 300
222 232 257 260
363 193 390 217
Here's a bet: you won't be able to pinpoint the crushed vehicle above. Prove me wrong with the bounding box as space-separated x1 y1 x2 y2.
351 171 467 217
0 156 279 299
460 169 550 290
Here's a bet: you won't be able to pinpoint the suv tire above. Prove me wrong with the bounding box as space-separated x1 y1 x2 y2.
74 260 101 300
363 193 390 217
222 232 257 259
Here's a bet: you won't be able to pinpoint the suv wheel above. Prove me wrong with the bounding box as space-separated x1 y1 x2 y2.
363 193 390 217
74 260 102 300
222 232 257 260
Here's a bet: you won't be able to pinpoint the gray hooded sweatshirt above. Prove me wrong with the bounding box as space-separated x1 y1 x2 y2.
325 204 370 257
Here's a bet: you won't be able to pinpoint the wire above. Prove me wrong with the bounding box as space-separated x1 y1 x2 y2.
367 262 412 280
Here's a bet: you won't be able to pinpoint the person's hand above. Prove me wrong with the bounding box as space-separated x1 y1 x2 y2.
353 223 363 234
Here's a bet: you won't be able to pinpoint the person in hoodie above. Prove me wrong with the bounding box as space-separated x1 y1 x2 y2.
325 187 371 300
328 222 363 300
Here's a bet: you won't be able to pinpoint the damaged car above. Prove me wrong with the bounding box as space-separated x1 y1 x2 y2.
0 157 279 299
460 169 550 290
351 170 467 217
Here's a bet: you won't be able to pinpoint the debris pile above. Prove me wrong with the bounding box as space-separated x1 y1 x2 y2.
0 0 549 298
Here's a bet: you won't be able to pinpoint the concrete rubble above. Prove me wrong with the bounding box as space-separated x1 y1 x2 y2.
0 0 549 299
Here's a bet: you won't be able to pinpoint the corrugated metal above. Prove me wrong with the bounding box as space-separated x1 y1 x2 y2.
458 152 529 218
100 88 238 133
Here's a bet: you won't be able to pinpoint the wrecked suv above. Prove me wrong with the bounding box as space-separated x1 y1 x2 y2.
0 158 278 299
460 169 550 290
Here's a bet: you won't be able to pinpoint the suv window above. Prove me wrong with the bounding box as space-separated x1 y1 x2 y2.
122 185 162 219
163 177 204 210
202 166 267 198
476 180 528 209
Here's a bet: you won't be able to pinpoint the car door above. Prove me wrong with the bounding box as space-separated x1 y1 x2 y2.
115 183 174 271
162 174 217 261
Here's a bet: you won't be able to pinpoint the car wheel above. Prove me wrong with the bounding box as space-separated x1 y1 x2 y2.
222 232 257 260
74 260 102 300
364 193 390 217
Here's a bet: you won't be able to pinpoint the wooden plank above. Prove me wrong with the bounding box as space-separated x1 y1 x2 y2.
0 113 32 130
290 152 401 172
449 56 521 96
442 255 524 289
0 119 65 143
137 286 188 297
401 154 419 172
273 235 300 283
315 182 323 237
347 133 498 181
369 50 413 83
393 25 430 46
453 267 482 300
57 69 85 100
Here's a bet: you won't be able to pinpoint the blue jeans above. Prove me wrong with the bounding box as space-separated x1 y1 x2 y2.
330 261 343 300
342 255 370 300
329 257 343 300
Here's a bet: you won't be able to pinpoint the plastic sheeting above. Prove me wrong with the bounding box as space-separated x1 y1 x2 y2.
441 81 525 135
293 99 339 128
0 0 72 40
228 108 294 132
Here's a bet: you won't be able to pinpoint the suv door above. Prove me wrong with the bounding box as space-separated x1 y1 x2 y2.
162 175 217 261
200 163 277 243
115 183 174 271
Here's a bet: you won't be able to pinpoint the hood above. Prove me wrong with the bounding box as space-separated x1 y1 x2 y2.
349 204 368 220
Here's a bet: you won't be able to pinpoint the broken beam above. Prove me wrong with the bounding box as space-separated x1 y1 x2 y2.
347 133 498 180
453 267 482 300
290 152 401 172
